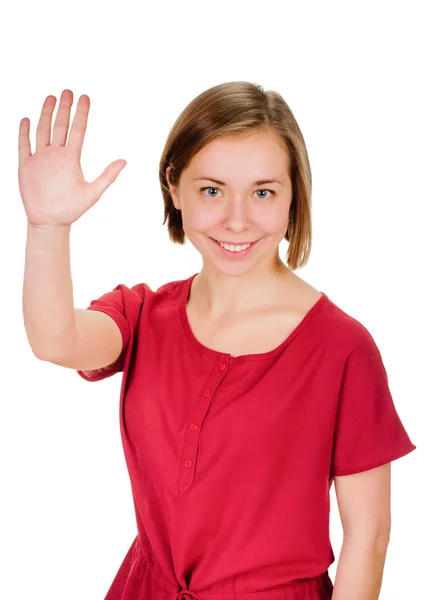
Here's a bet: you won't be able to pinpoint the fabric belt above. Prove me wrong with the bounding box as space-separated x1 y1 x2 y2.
124 536 333 600
173 588 204 600
168 571 333 600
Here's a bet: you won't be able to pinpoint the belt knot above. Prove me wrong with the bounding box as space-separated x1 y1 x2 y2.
175 587 203 600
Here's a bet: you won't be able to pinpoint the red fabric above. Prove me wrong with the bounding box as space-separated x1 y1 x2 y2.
77 273 416 600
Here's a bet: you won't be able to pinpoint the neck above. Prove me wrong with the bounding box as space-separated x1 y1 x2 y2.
191 259 295 320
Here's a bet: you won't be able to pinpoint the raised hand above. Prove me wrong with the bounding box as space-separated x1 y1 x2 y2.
18 89 127 228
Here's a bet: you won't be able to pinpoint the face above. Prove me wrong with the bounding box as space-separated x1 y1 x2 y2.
166 129 293 276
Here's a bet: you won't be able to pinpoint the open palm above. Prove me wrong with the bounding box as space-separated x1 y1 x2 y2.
18 90 126 227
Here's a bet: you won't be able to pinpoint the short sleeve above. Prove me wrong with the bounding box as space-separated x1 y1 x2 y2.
330 328 416 477
76 283 146 383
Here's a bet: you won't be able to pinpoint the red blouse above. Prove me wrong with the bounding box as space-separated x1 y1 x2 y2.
77 273 416 600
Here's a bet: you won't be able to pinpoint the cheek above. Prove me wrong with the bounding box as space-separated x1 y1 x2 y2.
182 205 221 232
254 207 289 234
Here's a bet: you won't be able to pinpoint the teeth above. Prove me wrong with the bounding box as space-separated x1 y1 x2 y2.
218 241 251 252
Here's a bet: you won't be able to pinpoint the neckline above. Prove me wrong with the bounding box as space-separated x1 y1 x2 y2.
178 273 329 363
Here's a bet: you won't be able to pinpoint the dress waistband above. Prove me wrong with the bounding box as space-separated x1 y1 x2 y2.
166 571 333 600
135 536 333 600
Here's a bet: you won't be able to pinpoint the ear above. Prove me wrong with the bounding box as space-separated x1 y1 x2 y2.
166 166 181 210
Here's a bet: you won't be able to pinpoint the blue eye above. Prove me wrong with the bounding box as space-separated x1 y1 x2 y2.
254 189 276 199
200 187 276 199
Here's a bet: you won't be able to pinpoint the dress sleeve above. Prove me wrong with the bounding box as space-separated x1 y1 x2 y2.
76 283 145 383
330 327 416 477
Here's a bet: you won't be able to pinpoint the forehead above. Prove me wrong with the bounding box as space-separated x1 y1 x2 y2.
187 131 290 175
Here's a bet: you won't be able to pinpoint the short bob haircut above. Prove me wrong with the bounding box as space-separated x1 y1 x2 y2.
159 81 312 271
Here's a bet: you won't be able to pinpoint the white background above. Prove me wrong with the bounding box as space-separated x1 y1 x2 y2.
1 1 430 598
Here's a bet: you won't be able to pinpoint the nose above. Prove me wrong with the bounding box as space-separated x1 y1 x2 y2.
223 197 251 232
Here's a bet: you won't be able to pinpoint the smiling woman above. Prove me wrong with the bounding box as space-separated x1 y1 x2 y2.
160 123 304 261
20 81 416 600
163 128 296 282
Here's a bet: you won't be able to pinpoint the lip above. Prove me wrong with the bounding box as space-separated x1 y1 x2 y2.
211 238 258 245
209 237 259 257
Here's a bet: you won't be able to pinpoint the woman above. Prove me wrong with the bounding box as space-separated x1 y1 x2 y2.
20 81 416 600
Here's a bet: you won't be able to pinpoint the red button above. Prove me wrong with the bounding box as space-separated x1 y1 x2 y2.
219 362 227 370
203 389 211 397
184 459 192 468
190 423 198 431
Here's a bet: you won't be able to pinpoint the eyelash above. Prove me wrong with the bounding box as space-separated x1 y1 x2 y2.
199 186 276 199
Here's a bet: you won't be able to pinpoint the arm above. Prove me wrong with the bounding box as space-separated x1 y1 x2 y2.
22 222 123 370
332 463 391 599
23 223 76 357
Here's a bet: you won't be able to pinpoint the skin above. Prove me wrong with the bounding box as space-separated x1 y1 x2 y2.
332 463 391 599
165 129 300 320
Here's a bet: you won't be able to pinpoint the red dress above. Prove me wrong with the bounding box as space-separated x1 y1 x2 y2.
77 273 416 600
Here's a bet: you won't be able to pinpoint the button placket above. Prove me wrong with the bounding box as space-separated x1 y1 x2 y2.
178 355 232 496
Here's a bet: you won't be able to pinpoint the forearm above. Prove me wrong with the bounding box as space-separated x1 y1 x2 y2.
332 536 389 600
23 222 77 359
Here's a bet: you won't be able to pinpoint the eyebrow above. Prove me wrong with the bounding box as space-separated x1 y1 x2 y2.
193 176 283 186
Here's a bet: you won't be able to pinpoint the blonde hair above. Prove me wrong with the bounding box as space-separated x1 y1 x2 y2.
159 81 312 270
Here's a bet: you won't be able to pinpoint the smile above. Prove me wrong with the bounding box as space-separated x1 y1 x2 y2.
209 237 259 257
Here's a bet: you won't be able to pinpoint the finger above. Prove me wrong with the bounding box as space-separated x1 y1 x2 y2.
35 95 56 152
87 160 127 204
18 118 32 163
52 89 73 147
67 95 90 155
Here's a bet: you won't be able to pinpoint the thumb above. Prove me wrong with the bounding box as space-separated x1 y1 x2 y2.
88 160 127 202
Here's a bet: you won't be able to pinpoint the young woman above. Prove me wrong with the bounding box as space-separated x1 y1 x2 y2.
20 81 416 600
